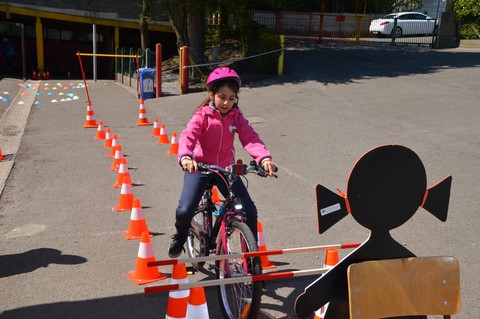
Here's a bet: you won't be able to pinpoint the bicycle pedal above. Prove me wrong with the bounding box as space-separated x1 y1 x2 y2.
186 266 196 275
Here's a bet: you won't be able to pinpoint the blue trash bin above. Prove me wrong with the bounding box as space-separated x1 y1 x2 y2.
139 68 156 99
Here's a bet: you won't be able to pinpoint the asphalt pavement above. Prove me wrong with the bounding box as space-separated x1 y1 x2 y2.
1 44 479 319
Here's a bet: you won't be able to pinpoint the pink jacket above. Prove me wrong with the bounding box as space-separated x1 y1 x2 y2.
178 104 271 168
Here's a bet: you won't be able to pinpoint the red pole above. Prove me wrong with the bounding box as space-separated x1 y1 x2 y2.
155 43 162 98
136 55 143 101
76 52 91 103
147 242 362 267
145 267 329 293
180 46 189 94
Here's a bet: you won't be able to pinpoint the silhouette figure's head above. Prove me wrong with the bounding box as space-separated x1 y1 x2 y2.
316 144 451 234
347 145 426 231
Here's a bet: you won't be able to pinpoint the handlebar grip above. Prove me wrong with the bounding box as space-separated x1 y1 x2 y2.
197 163 208 171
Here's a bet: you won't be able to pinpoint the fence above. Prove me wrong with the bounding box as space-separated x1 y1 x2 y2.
250 10 437 47
115 47 157 92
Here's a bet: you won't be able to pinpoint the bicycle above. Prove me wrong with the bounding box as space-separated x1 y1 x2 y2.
186 159 276 319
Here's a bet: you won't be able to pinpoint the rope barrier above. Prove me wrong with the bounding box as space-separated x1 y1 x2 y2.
148 242 361 267
76 52 139 58
182 47 285 69
145 267 329 293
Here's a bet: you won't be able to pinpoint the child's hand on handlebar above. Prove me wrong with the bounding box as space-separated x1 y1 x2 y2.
181 157 198 173
262 159 278 177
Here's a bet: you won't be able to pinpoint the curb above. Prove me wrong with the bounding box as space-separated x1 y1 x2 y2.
0 80 38 197
459 39 480 49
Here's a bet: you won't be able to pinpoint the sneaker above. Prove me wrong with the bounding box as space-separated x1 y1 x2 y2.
168 233 187 258
261 280 268 293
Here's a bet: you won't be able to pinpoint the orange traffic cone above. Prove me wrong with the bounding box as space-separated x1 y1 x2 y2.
136 99 152 126
186 287 209 319
104 128 112 149
257 221 276 269
0 148 4 161
83 101 98 128
314 249 339 318
151 118 160 137
114 157 135 188
165 263 190 319
110 145 123 171
167 132 179 155
109 134 119 158
114 174 134 212
124 198 150 240
95 120 106 140
211 186 223 204
128 231 166 284
324 249 339 269
157 123 169 144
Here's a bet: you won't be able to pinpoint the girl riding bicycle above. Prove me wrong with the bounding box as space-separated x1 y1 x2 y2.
168 67 277 258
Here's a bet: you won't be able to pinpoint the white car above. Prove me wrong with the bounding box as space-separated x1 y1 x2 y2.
369 12 437 38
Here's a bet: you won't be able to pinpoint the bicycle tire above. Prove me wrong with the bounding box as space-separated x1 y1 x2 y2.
216 220 262 319
187 212 207 270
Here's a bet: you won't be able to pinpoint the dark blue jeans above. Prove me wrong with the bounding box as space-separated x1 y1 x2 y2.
175 172 258 239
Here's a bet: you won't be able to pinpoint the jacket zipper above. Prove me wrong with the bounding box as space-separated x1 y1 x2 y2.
216 115 224 166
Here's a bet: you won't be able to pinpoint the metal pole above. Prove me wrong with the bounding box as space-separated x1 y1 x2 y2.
180 46 189 94
76 52 91 103
148 242 361 267
145 267 329 293
16 23 26 81
93 24 97 82
155 43 162 98
145 48 149 68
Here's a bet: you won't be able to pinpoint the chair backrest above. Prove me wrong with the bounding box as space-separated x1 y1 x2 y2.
347 256 461 319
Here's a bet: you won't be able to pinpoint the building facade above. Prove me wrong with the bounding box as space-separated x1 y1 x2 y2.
1 0 175 78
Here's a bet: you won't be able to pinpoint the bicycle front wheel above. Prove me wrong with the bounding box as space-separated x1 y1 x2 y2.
216 220 262 319
187 211 207 270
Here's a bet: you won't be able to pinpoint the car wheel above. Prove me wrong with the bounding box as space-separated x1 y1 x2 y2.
391 27 402 38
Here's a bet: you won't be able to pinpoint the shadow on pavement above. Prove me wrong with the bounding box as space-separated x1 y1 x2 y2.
0 287 223 319
1 293 164 319
0 248 87 278
247 45 480 87
1 270 317 319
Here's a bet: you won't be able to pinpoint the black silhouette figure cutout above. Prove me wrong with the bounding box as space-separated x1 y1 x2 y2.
294 145 452 319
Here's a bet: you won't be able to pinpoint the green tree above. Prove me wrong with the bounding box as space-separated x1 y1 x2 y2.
454 0 480 39
369 0 423 14
158 0 282 74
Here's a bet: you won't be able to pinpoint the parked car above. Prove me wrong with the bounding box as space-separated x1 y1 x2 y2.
369 12 437 38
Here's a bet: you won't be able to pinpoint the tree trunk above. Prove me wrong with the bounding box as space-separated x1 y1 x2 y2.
187 1 206 76
139 0 152 51
166 0 206 78
165 2 187 53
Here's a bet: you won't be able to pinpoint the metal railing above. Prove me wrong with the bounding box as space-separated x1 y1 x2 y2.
250 10 437 47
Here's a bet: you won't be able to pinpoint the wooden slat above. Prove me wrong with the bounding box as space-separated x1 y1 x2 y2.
348 256 461 319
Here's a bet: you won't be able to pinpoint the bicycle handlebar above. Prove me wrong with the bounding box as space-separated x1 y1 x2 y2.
198 160 277 178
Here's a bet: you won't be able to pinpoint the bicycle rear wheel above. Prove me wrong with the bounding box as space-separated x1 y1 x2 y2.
216 220 262 319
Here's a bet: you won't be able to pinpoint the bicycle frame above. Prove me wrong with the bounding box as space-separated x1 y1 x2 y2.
188 161 266 270
192 180 246 263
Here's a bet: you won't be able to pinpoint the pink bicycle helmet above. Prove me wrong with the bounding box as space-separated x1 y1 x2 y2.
206 67 241 90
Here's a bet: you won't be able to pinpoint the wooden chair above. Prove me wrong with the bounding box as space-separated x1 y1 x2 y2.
347 256 461 319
